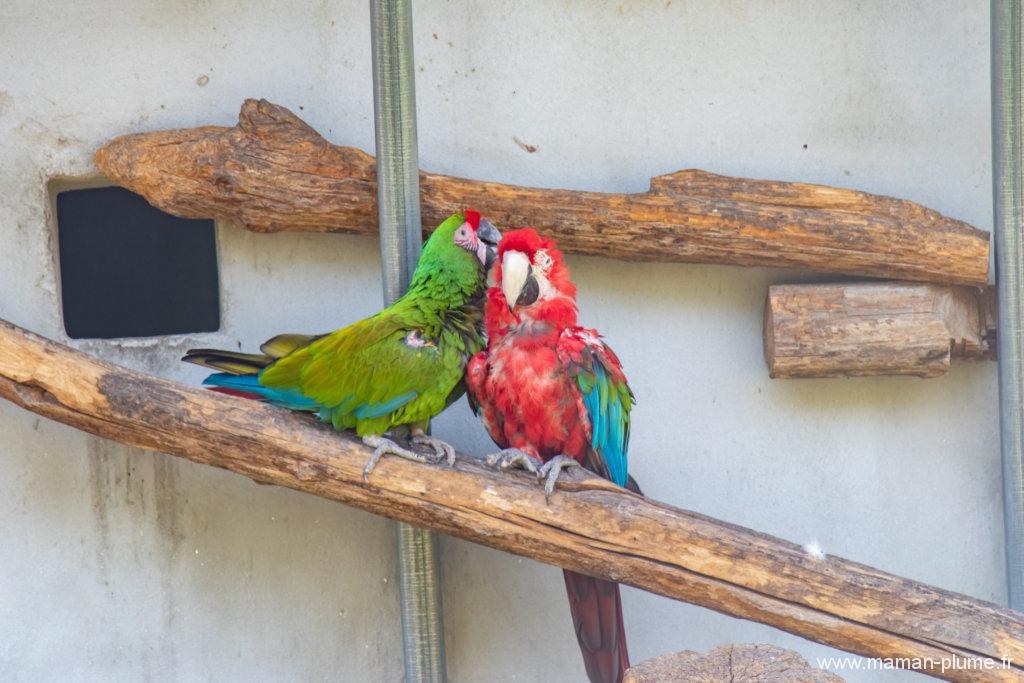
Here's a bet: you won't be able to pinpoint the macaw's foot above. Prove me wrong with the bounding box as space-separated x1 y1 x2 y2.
411 433 457 467
361 435 430 481
538 454 582 500
484 448 542 476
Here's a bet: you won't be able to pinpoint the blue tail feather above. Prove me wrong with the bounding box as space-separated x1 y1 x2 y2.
203 372 319 411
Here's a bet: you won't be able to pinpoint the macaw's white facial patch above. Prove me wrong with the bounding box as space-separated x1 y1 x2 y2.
533 249 553 272
530 260 557 302
454 221 489 266
454 222 476 249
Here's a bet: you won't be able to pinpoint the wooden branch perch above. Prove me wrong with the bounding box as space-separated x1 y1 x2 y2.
1 318 1021 681
764 283 996 379
94 99 990 285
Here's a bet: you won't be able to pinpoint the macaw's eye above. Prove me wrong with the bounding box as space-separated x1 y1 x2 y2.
534 250 553 270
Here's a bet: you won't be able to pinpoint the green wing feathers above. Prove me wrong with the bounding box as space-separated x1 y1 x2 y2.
184 210 491 438
260 333 320 358
259 311 470 436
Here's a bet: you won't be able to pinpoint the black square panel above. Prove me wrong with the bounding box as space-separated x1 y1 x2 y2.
57 187 220 339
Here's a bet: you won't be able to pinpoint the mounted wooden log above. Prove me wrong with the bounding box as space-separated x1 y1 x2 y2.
0 318 1021 682
94 99 990 286
764 283 996 379
624 644 845 682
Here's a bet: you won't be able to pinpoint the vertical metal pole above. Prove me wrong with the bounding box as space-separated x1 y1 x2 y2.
370 1 447 679
993 0 1024 610
372 0 423 297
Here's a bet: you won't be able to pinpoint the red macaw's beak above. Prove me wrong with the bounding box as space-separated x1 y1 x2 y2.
477 218 501 269
501 250 539 311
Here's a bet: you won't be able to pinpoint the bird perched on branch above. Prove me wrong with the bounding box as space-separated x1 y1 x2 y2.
183 210 500 477
466 228 637 683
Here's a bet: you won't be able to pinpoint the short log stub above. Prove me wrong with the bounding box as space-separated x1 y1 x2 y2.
764 282 996 379
624 644 845 682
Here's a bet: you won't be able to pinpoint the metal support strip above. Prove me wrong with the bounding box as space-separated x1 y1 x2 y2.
993 0 1024 610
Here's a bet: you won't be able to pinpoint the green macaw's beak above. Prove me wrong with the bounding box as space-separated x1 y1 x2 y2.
478 218 501 270
484 245 499 270
477 218 501 246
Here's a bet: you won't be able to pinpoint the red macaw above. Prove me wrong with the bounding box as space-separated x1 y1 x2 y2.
466 228 638 683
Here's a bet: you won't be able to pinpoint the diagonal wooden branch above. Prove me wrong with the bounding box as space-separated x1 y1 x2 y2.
94 99 989 286
0 317 1021 682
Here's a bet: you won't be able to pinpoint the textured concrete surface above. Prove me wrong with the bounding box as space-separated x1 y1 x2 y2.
0 1 998 681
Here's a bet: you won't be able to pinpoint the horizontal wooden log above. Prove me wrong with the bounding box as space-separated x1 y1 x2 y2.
764 283 996 379
624 644 844 682
94 99 990 285
0 318 1021 681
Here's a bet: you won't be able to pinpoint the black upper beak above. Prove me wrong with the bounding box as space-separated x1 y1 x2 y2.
477 218 501 247
478 218 501 271
484 246 499 271
516 270 540 308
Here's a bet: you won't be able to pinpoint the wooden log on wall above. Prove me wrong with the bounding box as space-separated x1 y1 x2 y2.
764 283 996 379
94 99 990 286
624 644 844 682
0 317 1022 682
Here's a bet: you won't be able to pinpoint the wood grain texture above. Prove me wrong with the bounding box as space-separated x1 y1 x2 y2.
94 99 990 285
624 644 845 682
764 283 996 379
0 318 1021 681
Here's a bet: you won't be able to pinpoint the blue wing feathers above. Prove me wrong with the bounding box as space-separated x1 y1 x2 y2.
584 384 601 447
578 356 629 488
605 393 627 487
353 391 418 419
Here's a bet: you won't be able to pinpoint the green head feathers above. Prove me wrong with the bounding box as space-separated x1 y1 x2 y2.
408 211 500 304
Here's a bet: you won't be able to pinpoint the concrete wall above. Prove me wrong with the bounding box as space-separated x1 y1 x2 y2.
0 1 997 681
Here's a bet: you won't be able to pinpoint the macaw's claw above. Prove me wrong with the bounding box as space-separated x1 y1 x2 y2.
411 433 457 466
361 435 430 481
484 448 542 476
538 454 582 500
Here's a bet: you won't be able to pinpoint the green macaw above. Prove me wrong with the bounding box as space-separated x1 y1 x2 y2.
182 210 500 476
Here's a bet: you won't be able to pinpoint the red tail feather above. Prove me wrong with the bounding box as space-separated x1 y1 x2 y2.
563 570 629 683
